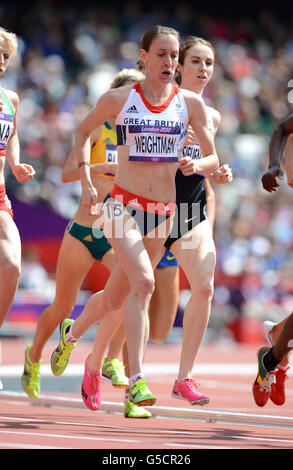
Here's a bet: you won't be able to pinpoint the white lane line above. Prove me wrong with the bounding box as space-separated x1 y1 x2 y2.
0 441 68 449
1 414 293 447
2 392 293 430
0 429 138 445
0 363 263 377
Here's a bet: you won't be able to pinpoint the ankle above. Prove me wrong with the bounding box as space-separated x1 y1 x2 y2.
87 354 100 372
65 324 79 344
129 373 145 386
29 347 40 364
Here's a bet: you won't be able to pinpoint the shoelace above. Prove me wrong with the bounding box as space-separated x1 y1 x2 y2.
29 366 40 387
109 359 124 371
131 378 146 393
179 378 200 391
89 372 100 394
259 372 274 392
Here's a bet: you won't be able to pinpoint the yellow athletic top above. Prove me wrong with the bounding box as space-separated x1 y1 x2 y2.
90 121 117 179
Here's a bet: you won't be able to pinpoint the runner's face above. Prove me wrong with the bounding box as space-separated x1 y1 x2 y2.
141 34 179 84
0 38 10 77
179 43 214 94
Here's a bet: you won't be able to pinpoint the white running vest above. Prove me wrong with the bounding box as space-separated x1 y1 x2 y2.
182 110 215 161
116 83 189 163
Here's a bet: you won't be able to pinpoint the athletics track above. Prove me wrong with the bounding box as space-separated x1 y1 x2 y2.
0 329 293 453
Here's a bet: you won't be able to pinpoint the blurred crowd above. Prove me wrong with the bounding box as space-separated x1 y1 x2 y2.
1 0 293 337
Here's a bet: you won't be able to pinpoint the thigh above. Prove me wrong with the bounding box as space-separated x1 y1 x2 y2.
103 199 153 281
0 212 21 265
170 220 216 288
54 231 95 303
143 215 174 268
101 247 117 272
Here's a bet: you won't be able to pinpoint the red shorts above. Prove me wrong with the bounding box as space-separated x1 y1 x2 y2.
106 184 175 236
0 184 14 219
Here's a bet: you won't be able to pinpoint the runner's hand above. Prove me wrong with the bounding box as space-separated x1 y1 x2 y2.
209 164 233 184
179 156 199 176
261 165 284 192
81 183 98 215
12 164 36 183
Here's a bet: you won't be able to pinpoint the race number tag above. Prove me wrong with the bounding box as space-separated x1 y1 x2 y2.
103 199 124 222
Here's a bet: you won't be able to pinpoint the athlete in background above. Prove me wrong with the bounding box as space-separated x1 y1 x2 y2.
0 27 35 391
254 114 293 407
160 36 232 405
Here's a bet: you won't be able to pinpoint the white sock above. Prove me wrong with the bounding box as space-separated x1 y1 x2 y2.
129 373 145 387
65 324 79 344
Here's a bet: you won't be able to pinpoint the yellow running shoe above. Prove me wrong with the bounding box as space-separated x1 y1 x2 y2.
124 399 152 418
21 344 41 398
102 357 128 387
51 319 77 376
129 378 156 406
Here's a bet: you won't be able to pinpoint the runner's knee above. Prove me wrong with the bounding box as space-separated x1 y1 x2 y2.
132 274 155 298
102 292 124 313
149 325 170 344
191 278 214 300
51 301 75 322
0 256 20 284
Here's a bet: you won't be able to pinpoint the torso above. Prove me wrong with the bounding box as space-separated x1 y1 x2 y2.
0 87 14 184
175 106 215 204
114 83 189 203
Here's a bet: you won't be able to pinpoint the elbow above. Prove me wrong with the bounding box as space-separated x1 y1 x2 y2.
61 171 72 183
61 174 68 184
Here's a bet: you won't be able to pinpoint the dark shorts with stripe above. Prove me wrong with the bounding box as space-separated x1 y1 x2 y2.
164 193 207 250
103 184 176 238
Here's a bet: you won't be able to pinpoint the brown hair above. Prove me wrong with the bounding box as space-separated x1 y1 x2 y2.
137 24 180 70
176 36 215 85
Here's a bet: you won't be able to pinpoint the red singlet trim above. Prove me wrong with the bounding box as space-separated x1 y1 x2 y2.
133 83 179 114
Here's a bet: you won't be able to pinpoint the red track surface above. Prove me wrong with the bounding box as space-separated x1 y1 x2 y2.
0 336 293 451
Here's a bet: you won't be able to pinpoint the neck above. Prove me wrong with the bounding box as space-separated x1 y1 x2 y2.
140 79 173 105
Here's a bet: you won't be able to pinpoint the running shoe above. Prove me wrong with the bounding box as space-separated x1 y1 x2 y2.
261 320 290 405
129 378 156 406
102 357 128 387
51 319 77 376
260 320 276 346
81 355 101 411
21 344 41 399
171 378 209 406
270 366 290 406
252 346 275 407
124 399 152 418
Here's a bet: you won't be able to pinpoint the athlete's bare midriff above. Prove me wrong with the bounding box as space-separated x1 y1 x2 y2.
114 146 178 203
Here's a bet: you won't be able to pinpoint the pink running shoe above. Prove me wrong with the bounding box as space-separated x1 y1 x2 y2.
81 355 101 411
172 378 209 406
